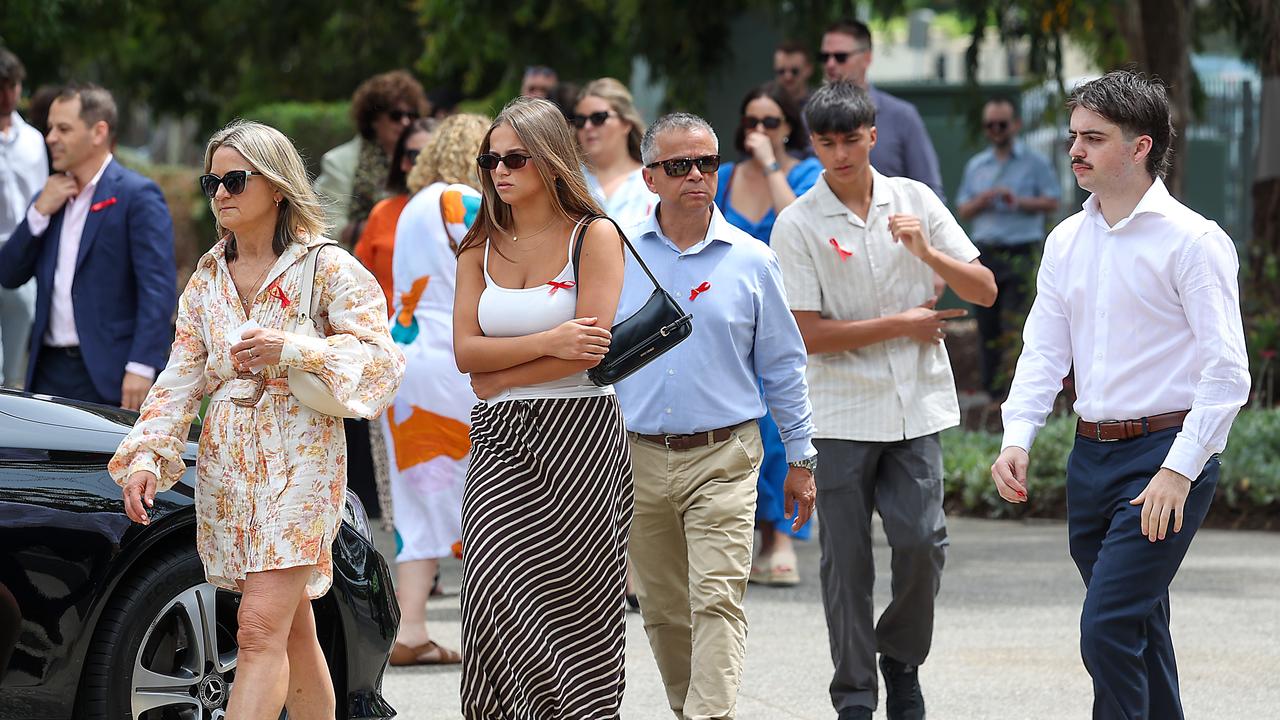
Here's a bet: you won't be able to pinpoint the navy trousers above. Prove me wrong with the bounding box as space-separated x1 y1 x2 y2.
30 346 111 405
1067 426 1218 720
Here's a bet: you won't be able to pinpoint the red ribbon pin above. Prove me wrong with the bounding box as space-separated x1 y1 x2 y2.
829 238 853 261
689 281 711 301
268 281 291 307
546 280 576 296
90 197 117 213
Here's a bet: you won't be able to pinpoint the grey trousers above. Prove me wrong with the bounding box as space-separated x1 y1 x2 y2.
815 434 948 713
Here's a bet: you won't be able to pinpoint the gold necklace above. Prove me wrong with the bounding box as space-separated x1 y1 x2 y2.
512 216 556 243
233 258 273 315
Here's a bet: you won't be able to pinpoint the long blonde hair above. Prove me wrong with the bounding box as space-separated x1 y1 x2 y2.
407 113 491 194
203 119 329 260
456 97 602 256
577 77 646 164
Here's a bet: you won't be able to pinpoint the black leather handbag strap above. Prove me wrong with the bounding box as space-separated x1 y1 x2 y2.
571 214 664 291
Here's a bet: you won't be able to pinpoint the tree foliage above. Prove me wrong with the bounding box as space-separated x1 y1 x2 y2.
0 0 424 131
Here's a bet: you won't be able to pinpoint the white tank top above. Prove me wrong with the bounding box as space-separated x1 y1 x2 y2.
476 223 614 402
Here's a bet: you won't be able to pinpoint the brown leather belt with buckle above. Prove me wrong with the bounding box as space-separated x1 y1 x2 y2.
632 424 740 451
1076 410 1190 442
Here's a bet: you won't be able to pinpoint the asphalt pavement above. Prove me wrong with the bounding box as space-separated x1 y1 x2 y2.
373 516 1280 719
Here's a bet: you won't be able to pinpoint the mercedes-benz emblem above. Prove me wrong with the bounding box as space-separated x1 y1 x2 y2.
198 674 227 709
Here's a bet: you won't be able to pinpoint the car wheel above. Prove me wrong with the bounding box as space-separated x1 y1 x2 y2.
78 546 253 719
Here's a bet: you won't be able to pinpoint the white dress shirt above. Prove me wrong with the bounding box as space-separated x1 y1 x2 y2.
772 170 980 442
0 111 48 243
24 154 155 379
1001 178 1250 481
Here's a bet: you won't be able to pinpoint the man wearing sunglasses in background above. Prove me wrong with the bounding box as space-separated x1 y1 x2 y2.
314 69 427 248
773 40 814 110
956 97 1060 401
519 65 558 99
0 84 176 411
614 112 817 720
820 18 945 201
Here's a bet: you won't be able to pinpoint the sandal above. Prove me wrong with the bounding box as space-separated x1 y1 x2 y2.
749 554 773 585
767 550 800 587
390 639 462 666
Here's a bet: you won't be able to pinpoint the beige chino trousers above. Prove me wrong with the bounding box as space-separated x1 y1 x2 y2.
628 421 762 720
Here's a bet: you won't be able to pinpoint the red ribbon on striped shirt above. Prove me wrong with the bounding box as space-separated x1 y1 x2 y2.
829 238 853 260
689 281 711 301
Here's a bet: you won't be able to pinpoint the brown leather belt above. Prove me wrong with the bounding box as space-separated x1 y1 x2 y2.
1076 410 1189 442
632 423 740 451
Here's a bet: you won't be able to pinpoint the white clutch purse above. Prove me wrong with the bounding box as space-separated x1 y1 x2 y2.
288 242 360 418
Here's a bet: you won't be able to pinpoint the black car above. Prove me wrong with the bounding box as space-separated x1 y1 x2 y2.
0 389 400 719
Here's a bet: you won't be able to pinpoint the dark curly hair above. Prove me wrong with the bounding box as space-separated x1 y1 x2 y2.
733 82 809 156
351 70 428 140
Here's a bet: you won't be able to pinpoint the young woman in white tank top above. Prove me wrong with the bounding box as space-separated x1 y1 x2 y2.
450 97 633 720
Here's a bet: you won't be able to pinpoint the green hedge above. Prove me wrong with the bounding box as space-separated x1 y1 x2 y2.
241 101 353 177
942 409 1280 524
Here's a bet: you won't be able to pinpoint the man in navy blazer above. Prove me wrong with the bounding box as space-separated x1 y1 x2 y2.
0 84 175 409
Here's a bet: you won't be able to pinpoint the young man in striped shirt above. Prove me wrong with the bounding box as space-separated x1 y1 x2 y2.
772 80 996 720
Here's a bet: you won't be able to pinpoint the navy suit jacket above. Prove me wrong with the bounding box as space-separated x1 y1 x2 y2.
0 158 177 404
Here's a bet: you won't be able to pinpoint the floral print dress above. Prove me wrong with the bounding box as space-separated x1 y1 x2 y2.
109 235 405 598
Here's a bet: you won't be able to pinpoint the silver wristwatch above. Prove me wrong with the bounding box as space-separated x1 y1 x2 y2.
788 456 818 473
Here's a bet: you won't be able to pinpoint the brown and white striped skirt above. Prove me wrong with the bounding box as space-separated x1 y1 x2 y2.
460 395 634 720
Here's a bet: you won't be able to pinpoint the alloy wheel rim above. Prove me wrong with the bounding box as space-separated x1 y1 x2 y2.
130 583 238 719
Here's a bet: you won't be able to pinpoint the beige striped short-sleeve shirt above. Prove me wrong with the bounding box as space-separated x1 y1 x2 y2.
772 169 980 442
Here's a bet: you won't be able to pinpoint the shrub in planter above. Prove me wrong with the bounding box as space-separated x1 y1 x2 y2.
941 409 1280 528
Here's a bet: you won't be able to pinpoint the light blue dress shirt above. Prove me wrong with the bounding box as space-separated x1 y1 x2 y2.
613 204 817 462
956 141 1061 246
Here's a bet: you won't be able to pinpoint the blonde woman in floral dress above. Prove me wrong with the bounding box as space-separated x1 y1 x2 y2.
109 120 404 720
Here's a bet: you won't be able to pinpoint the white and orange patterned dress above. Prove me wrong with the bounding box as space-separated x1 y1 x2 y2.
109 235 405 598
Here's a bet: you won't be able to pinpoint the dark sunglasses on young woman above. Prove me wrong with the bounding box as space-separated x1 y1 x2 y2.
645 154 721 177
742 116 783 130
570 111 614 129
477 152 534 171
198 170 264 198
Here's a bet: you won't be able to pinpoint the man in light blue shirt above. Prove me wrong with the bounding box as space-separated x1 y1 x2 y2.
956 97 1060 397
614 111 817 720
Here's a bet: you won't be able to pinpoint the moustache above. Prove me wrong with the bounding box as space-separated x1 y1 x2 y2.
1071 159 1092 169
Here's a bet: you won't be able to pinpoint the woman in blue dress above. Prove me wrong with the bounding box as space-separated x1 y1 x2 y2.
714 82 822 586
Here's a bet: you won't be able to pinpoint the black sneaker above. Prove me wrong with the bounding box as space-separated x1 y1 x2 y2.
879 655 925 720
838 707 872 720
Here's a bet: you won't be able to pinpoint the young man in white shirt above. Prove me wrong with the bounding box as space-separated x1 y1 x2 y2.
991 70 1250 719
772 80 996 720
0 48 48 387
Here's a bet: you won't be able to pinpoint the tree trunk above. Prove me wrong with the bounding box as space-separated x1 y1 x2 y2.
1112 1 1192 196
1245 0 1280 363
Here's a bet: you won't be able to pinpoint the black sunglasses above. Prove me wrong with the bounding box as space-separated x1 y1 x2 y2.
477 152 534 171
388 109 420 123
817 48 867 64
198 170 264 199
570 111 614 129
743 115 783 131
645 154 721 177
984 120 1011 132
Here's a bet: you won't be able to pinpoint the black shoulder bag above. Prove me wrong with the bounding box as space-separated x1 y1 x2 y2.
572 214 693 386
